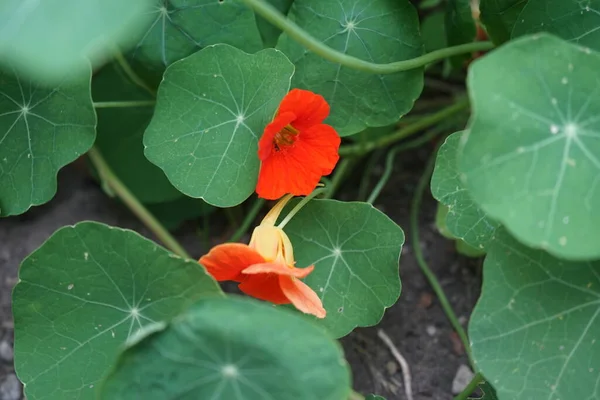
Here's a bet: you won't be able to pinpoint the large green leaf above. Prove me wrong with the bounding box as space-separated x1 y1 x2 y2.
256 0 295 48
100 296 351 400
93 63 182 204
129 0 263 71
0 67 96 216
285 199 403 337
144 44 294 207
276 0 424 136
0 0 153 84
479 0 528 43
459 34 600 260
512 0 600 51
469 228 600 400
431 132 499 250
12 221 221 400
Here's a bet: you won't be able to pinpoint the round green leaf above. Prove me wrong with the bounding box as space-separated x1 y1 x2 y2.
479 0 528 44
512 0 600 52
431 132 499 250
129 0 263 71
0 67 96 216
93 63 182 204
144 44 294 207
469 228 600 400
285 199 404 337
0 0 153 84
13 221 221 400
100 296 351 400
276 0 424 136
459 34 600 260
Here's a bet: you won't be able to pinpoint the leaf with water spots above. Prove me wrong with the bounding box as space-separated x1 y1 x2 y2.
12 221 221 400
128 0 263 72
143 44 294 207
0 67 96 217
512 0 600 51
459 34 600 260
276 0 424 136
431 132 499 250
0 0 153 84
479 0 528 43
284 199 404 338
100 296 351 400
469 228 600 400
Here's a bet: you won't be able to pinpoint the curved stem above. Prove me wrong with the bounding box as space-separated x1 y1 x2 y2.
411 145 474 368
229 198 266 242
454 372 483 400
278 188 327 229
114 50 156 97
88 147 192 259
93 100 155 108
339 98 469 157
324 158 354 199
241 0 494 74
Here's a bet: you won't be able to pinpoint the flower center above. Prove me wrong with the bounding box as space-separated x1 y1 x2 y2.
273 124 299 151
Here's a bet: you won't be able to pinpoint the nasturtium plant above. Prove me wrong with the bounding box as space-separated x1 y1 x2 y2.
12 222 221 400
101 296 351 399
277 0 424 136
0 67 96 216
6 0 600 399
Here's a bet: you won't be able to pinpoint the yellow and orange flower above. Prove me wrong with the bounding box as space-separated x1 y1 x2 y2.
256 89 340 200
199 194 326 318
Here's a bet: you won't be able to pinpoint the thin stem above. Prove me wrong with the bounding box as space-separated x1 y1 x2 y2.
229 198 266 242
454 372 483 400
242 0 494 74
411 145 474 368
358 149 384 201
278 188 327 229
87 147 192 259
324 158 354 199
367 127 443 204
339 98 469 157
93 100 155 108
114 50 156 97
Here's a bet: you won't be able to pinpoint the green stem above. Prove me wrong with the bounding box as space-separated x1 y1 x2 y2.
348 390 365 400
324 158 354 199
229 198 266 242
88 147 192 259
93 100 155 108
411 146 474 368
367 127 443 204
339 98 469 157
241 0 494 74
114 50 156 97
278 188 327 229
454 372 483 400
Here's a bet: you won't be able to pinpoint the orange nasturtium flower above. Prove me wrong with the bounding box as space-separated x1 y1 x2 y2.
199 194 326 318
256 89 341 200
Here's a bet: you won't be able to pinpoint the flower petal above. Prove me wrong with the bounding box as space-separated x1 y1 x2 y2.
238 272 289 304
242 263 314 278
258 111 296 161
256 151 322 199
199 243 265 282
294 123 341 175
279 276 327 318
278 89 330 131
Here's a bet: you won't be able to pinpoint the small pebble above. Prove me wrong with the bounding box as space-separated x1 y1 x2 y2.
426 325 437 337
0 340 14 363
452 364 474 394
0 374 22 400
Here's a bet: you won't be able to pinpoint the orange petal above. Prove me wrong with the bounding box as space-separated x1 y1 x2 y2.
294 123 341 175
258 111 296 161
242 263 314 278
199 243 265 282
238 273 289 304
279 276 326 318
278 89 330 131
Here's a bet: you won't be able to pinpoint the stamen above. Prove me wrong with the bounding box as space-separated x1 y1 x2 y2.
273 124 299 151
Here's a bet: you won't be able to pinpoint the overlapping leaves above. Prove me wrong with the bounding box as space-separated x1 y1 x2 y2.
0 67 96 216
478 0 528 44
459 34 600 260
12 222 221 400
277 0 424 136
101 296 351 399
